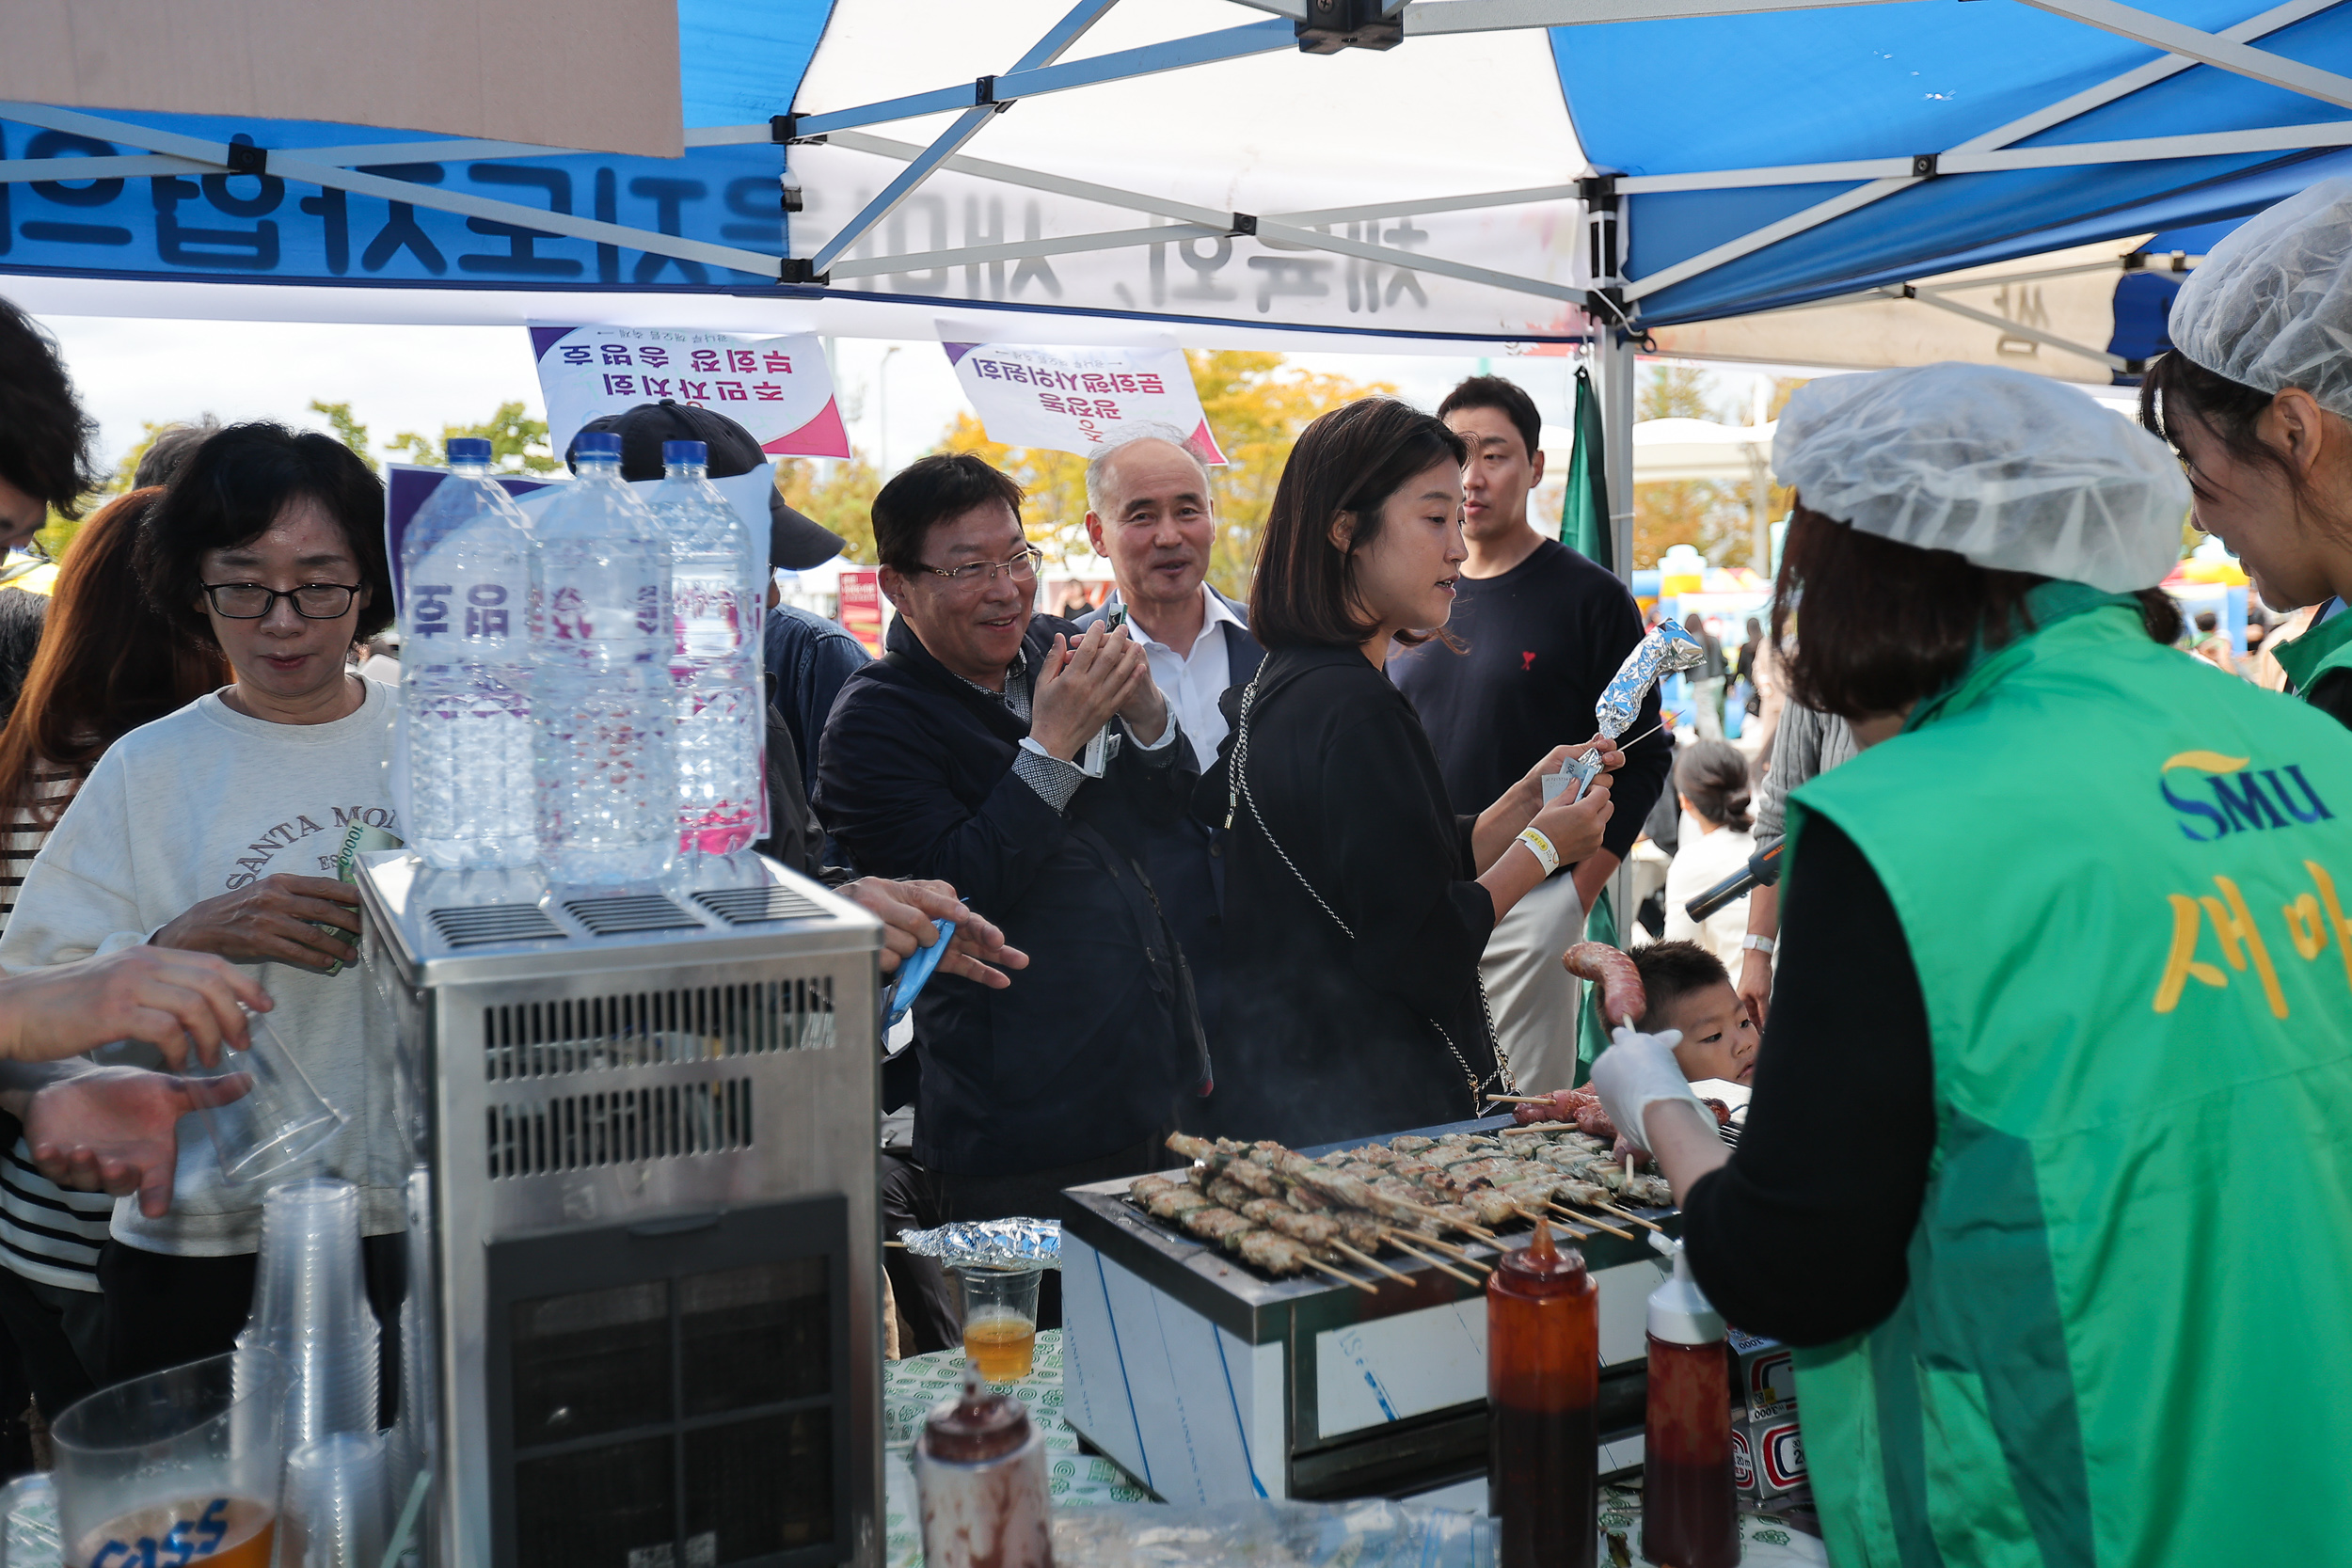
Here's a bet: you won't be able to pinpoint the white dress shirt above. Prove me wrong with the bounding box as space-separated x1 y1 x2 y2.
1116 586 1239 770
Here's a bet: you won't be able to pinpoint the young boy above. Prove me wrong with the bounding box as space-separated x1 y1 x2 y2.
1630 940 1759 1085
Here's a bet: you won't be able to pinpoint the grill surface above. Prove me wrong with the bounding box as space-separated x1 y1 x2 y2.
432 903 566 948
693 884 830 925
561 894 705 937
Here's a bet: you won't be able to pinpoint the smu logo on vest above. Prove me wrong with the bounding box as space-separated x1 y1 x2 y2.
2160 751 2333 842
2152 754 2352 1020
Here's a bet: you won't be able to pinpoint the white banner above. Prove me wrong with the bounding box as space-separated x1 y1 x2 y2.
944 339 1228 460
532 325 851 461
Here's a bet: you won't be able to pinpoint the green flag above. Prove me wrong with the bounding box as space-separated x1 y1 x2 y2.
1565 363 1616 1083
1560 364 1612 572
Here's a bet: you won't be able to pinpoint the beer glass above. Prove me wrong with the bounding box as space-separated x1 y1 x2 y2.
50 1348 285 1568
956 1268 1042 1384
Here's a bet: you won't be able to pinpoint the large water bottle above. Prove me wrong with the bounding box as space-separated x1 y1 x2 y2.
652 439 769 856
398 437 535 868
531 432 676 884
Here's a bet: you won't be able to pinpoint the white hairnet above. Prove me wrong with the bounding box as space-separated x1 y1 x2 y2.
2168 180 2352 420
1772 363 2189 593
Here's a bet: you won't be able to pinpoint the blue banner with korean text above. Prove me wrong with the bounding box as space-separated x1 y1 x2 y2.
0 111 784 290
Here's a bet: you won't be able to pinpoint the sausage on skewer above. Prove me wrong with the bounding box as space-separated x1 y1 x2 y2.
1563 941 1645 1030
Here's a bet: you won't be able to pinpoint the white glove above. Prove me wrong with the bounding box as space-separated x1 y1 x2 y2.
1587 1023 1709 1153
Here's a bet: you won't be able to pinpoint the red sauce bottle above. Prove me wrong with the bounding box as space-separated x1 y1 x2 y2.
1641 1235 1739 1568
1487 1219 1598 1568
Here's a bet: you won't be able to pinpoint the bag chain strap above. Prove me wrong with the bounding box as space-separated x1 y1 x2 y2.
1226 673 1517 1108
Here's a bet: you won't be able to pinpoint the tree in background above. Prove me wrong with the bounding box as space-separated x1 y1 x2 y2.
384 402 559 475
1629 365 1805 573
936 350 1396 598
309 400 378 473
777 452 882 565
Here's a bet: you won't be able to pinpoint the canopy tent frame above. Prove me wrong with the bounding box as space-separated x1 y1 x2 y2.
5 0 2346 592
8 0 2343 341
1619 0 2344 301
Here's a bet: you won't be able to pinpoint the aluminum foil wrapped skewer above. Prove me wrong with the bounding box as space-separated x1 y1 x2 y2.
1540 624 1704 803
1596 622 1705 738
896 1218 1060 1271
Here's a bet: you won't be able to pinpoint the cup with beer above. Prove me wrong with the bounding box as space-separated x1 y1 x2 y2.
50 1348 285 1568
956 1267 1042 1384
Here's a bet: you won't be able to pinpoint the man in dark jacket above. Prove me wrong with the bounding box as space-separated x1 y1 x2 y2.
815 455 1199 1250
1073 428 1261 1107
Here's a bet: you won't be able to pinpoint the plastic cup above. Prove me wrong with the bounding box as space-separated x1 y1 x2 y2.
49 1347 285 1568
956 1267 1042 1384
194 1010 345 1189
280 1432 390 1568
244 1180 380 1447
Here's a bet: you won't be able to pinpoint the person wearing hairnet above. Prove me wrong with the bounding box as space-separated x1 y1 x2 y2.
2147 181 2352 727
1588 363 2352 1567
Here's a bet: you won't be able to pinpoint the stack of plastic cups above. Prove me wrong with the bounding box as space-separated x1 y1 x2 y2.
280 1431 391 1568
383 1168 437 1566
241 1180 381 1449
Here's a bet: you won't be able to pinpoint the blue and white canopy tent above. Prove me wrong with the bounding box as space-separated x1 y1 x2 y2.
5 0 2351 569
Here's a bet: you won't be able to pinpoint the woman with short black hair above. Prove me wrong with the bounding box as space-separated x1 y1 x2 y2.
1589 362 2352 1565
1202 398 1617 1146
1 420 405 1386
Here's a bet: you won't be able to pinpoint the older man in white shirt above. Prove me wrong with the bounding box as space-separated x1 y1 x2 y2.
1075 427 1262 1088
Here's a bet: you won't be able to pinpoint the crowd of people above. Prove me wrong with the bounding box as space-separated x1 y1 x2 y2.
1 172 2351 1560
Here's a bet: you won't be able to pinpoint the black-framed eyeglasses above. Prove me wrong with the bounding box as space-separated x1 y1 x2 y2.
918 545 1041 590
199 581 366 619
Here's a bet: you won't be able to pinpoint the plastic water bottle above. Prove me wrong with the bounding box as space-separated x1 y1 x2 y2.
398 437 535 868
652 440 769 856
531 432 676 884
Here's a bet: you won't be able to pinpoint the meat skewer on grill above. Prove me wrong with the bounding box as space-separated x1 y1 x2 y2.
1142 1180 1377 1291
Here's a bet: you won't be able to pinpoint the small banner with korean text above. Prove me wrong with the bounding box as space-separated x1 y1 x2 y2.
533 325 850 460
943 341 1226 462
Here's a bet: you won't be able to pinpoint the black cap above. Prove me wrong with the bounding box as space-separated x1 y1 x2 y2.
566 401 846 570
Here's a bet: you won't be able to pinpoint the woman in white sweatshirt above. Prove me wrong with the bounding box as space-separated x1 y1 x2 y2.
0 422 401 1384
1661 737 1757 971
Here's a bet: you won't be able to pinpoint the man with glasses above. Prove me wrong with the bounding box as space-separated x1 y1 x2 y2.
816 454 1199 1330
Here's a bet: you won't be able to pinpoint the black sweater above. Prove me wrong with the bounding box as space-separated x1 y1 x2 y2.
1679 815 1939 1346
1196 644 1502 1148
1388 541 1672 865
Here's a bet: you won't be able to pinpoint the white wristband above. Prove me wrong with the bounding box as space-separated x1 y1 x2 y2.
1741 934 1776 955
1516 826 1561 877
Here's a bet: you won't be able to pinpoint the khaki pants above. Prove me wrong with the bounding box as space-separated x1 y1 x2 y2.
1479 870 1586 1095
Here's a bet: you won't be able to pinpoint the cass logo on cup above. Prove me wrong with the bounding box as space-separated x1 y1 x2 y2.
2162 751 2334 843
1730 1428 1755 1492
1747 1349 1793 1410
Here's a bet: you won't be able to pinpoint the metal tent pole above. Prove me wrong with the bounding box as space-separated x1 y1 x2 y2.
1581 181 1645 967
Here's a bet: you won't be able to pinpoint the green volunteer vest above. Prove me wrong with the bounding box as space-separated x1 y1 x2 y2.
1782 591 2352 1568
2269 600 2352 712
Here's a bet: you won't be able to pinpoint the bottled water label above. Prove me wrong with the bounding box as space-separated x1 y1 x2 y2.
407 578 521 651
400 465 536 869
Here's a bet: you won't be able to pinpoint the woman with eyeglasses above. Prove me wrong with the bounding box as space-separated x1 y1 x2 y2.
0 421 405 1386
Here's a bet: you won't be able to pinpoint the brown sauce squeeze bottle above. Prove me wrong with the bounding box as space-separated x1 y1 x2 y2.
914 1365 1054 1568
1641 1232 1740 1568
1487 1218 1598 1568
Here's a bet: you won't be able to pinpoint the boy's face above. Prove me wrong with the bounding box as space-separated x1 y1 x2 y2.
1655 981 1759 1085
